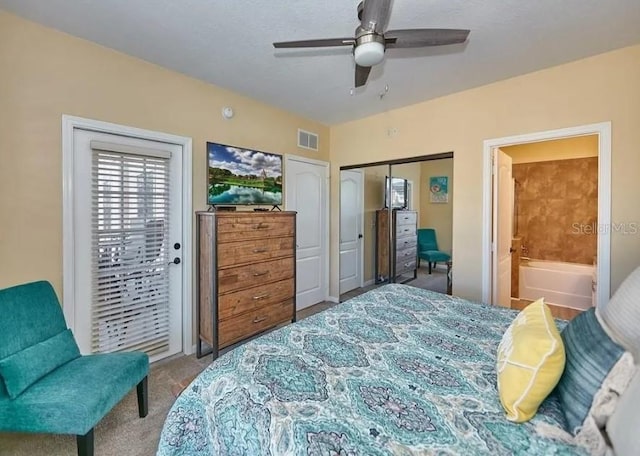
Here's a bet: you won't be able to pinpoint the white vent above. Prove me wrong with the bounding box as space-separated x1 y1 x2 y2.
298 129 319 151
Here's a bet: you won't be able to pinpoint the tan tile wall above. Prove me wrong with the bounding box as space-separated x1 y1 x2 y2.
513 157 598 265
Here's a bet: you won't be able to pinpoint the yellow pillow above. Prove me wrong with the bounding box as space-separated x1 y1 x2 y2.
497 298 565 422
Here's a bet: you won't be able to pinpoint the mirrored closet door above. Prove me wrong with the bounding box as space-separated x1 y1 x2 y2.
339 153 454 302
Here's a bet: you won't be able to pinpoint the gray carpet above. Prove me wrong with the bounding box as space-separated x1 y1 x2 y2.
0 354 209 456
340 265 448 301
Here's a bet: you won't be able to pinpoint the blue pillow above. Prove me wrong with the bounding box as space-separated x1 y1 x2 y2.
555 308 624 434
0 329 80 399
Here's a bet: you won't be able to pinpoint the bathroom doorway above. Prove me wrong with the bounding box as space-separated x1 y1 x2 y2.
482 122 611 319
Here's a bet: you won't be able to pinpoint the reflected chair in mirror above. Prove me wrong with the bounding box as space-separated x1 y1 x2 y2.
0 281 149 456
417 228 451 274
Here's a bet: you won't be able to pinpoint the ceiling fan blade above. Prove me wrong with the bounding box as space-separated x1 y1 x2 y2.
273 38 355 48
385 29 470 48
361 0 392 33
355 64 372 88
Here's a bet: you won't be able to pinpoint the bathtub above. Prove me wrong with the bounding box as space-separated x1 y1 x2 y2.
519 259 595 310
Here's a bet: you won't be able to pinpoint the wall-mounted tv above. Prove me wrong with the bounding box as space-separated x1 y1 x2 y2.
207 142 283 206
384 176 408 209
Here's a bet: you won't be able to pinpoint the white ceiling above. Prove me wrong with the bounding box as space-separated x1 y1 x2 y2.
2 0 640 125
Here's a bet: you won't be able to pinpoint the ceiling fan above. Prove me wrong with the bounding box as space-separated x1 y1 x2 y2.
273 0 470 88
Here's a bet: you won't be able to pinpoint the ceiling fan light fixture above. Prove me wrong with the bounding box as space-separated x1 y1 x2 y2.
354 41 385 67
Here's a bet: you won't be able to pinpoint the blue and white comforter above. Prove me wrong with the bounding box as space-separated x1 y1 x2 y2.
157 284 583 455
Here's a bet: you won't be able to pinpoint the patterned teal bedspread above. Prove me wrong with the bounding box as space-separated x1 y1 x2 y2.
157 284 583 455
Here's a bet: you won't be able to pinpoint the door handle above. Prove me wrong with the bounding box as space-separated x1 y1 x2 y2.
358 234 363 239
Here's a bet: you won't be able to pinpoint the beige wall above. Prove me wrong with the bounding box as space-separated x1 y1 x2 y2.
3 10 640 307
0 11 329 296
504 135 598 164
330 44 640 301
419 158 453 254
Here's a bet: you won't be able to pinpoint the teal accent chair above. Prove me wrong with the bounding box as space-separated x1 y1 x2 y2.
0 281 149 456
417 228 451 274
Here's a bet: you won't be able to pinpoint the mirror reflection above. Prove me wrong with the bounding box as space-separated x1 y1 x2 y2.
339 155 453 302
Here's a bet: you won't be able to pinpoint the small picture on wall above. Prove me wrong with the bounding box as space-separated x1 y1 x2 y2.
429 176 448 203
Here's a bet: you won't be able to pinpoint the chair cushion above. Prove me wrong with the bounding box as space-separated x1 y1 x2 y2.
596 265 640 361
421 250 451 262
497 298 565 422
0 281 67 361
555 308 625 434
0 352 148 435
0 329 80 399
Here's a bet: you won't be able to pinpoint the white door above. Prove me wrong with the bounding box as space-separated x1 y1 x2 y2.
285 156 329 310
340 170 364 294
492 148 513 307
72 129 183 361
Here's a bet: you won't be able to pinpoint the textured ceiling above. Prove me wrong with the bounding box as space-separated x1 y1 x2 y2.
1 0 640 125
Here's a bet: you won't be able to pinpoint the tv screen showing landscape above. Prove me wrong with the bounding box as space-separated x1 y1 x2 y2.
207 142 283 206
384 176 408 209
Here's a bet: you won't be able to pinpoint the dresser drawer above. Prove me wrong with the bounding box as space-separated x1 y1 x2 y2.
396 236 416 251
218 278 294 320
217 215 294 243
395 212 417 226
396 246 417 264
219 299 294 348
217 237 294 268
218 257 294 295
396 259 417 276
396 224 416 238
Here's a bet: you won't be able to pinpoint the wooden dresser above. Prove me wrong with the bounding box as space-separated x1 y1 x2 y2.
196 211 296 358
375 209 418 283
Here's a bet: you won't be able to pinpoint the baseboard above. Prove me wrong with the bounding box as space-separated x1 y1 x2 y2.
326 295 340 303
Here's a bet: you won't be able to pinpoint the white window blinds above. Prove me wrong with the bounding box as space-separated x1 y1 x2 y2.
91 143 171 356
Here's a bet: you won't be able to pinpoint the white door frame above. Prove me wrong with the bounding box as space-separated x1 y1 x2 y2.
284 154 330 303
62 115 194 355
482 122 611 307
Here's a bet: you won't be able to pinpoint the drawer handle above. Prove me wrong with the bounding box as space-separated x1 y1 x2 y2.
253 316 267 324
253 293 270 300
254 223 269 230
253 271 268 277
253 248 267 253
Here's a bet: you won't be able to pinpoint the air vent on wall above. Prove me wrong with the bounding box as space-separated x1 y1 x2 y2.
298 129 319 151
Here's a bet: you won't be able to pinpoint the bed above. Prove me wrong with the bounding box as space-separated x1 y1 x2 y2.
157 284 585 455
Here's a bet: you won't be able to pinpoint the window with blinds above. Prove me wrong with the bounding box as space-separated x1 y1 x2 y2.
91 144 171 356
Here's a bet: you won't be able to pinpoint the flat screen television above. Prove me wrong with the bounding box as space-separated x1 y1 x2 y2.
207 142 283 206
384 176 408 209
